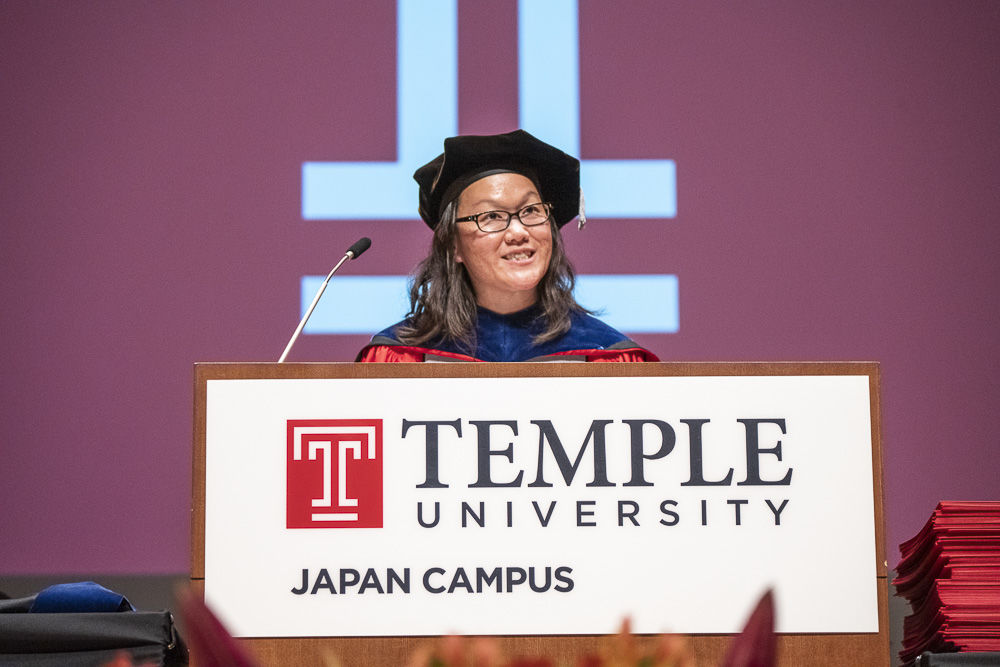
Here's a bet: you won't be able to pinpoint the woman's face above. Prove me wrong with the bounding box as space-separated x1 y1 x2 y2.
453 172 553 314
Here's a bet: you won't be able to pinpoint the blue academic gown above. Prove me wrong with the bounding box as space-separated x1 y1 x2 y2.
356 305 657 362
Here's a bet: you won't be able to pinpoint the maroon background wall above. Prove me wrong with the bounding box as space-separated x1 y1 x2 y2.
2 1 998 576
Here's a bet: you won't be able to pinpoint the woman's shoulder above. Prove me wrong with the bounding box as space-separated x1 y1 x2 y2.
356 319 480 362
357 319 415 361
563 310 633 347
369 319 409 345
528 310 658 361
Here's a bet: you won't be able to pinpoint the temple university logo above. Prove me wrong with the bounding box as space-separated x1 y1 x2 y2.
286 420 383 529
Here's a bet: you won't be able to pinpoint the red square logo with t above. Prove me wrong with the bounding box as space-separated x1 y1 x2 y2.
286 419 383 529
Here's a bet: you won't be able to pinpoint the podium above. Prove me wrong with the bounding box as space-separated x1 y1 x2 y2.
191 362 889 665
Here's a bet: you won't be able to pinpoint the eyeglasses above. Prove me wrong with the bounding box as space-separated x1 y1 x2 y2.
455 202 553 233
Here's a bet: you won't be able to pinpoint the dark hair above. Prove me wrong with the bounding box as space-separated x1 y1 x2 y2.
395 201 585 352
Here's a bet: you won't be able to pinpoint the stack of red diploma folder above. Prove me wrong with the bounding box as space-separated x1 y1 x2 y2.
894 501 1000 665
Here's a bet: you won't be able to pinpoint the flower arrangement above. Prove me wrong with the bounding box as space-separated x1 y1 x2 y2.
101 588 775 667
403 618 697 667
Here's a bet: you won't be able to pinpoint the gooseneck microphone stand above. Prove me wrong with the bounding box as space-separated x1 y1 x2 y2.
277 237 371 363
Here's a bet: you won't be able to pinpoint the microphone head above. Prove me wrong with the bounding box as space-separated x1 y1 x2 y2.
346 237 372 259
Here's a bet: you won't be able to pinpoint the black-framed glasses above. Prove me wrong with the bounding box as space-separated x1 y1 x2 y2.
455 202 553 233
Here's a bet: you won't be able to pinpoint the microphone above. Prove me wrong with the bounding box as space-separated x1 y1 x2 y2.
278 237 372 363
345 236 371 259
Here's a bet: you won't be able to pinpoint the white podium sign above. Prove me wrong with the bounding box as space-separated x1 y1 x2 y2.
203 374 877 637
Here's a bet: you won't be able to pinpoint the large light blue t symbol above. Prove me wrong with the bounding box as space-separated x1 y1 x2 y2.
301 0 677 220
299 0 679 336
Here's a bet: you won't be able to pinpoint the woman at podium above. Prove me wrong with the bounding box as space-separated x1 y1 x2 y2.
357 130 657 363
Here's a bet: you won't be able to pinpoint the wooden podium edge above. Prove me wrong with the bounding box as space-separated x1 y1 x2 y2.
189 361 889 666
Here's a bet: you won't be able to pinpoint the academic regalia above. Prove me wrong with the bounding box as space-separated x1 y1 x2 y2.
356 304 658 363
